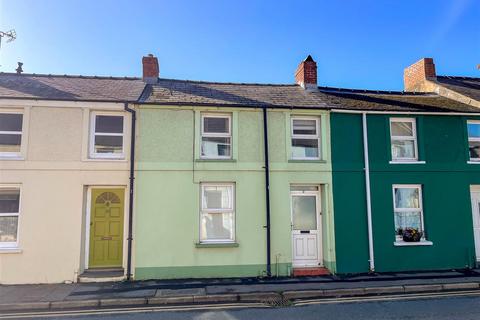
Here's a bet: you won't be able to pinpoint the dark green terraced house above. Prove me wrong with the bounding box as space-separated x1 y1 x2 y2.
326 57 480 274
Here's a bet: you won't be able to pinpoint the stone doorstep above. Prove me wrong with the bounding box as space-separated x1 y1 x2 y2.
2 282 480 312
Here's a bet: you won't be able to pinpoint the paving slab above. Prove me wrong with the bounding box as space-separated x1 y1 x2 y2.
50 299 99 309
404 284 443 293
442 282 480 290
110 289 156 298
148 296 194 305
156 288 206 297
193 294 238 303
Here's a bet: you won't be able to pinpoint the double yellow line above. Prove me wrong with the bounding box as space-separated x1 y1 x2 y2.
0 302 268 319
2 290 480 319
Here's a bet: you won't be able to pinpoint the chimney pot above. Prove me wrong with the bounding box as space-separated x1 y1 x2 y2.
142 54 159 83
16 62 23 74
295 55 317 89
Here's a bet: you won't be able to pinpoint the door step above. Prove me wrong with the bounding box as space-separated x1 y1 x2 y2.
293 267 330 277
78 268 125 283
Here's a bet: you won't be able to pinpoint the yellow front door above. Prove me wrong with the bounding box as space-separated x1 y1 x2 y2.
89 188 124 268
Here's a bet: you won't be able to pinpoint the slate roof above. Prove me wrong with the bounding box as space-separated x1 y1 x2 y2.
315 87 480 113
437 76 480 102
0 73 145 102
142 78 479 113
141 78 330 108
0 72 478 113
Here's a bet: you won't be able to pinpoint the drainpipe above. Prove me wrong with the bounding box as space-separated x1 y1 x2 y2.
262 107 272 277
124 102 136 280
362 113 375 272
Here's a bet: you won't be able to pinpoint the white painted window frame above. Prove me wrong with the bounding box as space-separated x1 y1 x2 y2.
89 111 126 159
0 184 21 249
291 116 321 160
390 118 418 162
392 184 426 243
199 183 235 243
200 113 232 160
467 120 480 162
0 110 24 159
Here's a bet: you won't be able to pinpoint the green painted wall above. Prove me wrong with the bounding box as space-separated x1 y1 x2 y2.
134 107 335 280
331 113 480 274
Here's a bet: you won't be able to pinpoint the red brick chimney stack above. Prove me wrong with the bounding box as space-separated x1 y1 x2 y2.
404 58 436 92
142 54 159 83
295 55 317 89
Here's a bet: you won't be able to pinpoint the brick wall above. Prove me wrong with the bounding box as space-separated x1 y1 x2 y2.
404 58 436 92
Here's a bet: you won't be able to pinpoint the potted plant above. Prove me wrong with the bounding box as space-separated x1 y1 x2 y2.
402 228 423 242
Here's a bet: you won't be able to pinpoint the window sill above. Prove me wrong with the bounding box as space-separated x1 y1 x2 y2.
84 158 127 162
389 161 426 164
0 248 22 254
0 156 24 161
393 241 433 247
467 161 480 164
288 159 326 163
195 242 239 248
195 159 237 163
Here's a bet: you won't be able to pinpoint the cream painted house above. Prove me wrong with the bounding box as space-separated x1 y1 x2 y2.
0 74 145 284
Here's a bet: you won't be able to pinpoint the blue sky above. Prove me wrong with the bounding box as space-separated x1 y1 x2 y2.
0 0 478 90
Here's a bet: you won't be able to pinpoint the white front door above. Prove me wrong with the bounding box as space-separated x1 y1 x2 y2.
471 191 480 261
291 186 322 267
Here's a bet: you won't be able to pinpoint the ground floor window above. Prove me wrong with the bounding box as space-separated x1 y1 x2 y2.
200 183 235 243
392 184 426 243
0 186 20 248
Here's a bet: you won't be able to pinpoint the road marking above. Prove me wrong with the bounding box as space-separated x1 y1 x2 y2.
294 290 480 306
0 302 269 319
3 290 480 319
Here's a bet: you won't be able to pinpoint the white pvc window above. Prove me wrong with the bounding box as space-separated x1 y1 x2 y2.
0 186 20 248
201 114 232 159
467 121 480 161
89 112 125 159
291 117 320 160
0 112 23 158
390 118 418 161
200 183 235 242
393 185 425 242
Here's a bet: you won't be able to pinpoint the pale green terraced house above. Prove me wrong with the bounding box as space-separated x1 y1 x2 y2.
134 55 337 279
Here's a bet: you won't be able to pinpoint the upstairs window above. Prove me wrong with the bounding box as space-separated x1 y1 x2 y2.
0 187 20 248
90 112 125 159
393 185 426 243
390 118 418 162
467 121 480 161
0 112 23 158
201 114 232 159
291 117 320 160
200 183 235 242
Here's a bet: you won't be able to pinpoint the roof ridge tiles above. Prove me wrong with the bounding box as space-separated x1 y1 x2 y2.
317 86 436 96
437 75 480 80
0 72 142 80
155 77 299 87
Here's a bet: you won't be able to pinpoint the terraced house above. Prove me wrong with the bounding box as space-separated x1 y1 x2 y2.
0 73 144 284
1 54 480 284
134 55 337 279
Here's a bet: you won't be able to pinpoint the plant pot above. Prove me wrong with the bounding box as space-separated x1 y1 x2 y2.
402 228 423 242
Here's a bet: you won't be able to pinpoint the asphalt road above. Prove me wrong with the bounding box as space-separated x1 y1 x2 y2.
7 293 480 320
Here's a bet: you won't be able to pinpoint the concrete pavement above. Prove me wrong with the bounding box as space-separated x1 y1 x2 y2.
2 269 480 312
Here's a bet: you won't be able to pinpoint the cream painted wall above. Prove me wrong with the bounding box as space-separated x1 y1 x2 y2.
0 101 132 284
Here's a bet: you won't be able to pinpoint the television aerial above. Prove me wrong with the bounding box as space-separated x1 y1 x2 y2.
0 29 16 49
